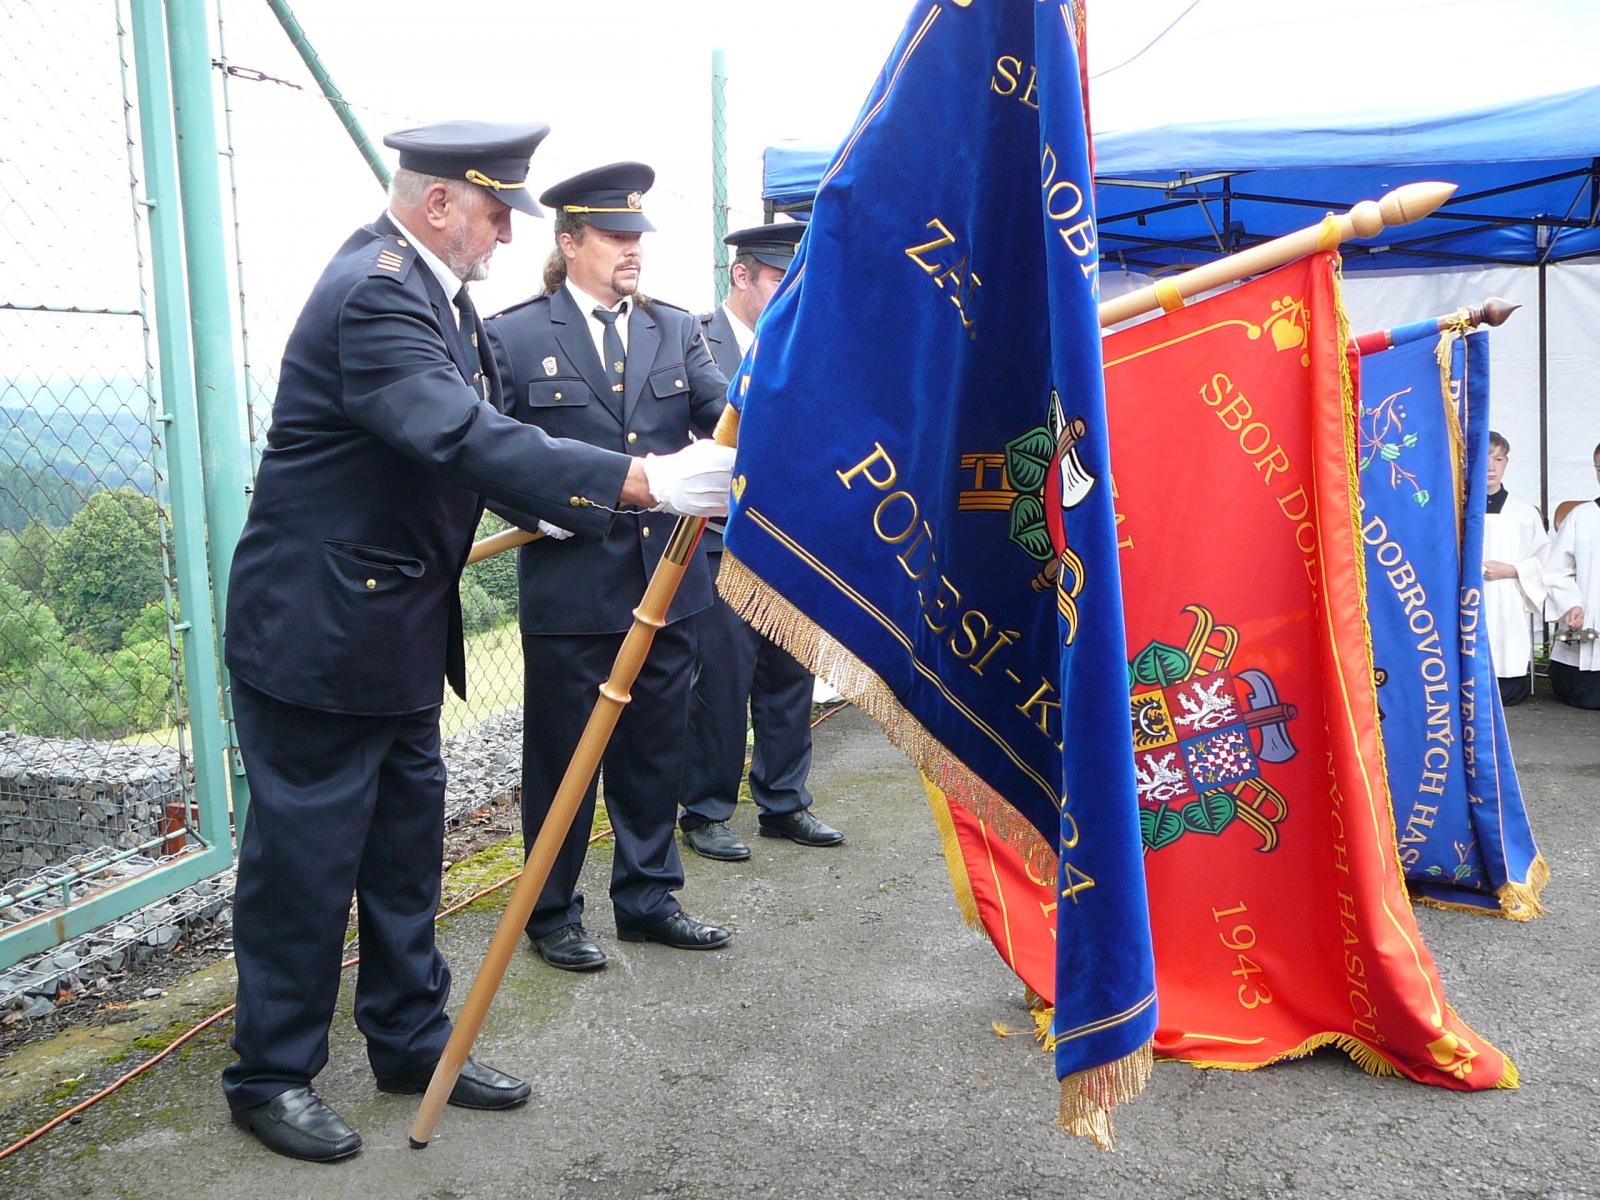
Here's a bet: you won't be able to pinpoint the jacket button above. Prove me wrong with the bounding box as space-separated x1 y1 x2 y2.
569 496 581 507
365 578 377 589
674 378 684 388
396 238 408 248
627 431 638 444
641 525 653 539
554 391 563 400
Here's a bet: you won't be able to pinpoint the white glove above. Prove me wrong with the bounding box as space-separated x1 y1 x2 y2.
641 440 736 518
535 520 574 541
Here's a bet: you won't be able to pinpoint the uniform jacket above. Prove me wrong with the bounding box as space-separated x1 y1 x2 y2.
695 307 745 553
487 286 728 635
226 214 633 715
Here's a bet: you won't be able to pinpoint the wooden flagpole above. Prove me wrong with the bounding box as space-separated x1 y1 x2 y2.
1098 181 1456 328
408 408 739 1149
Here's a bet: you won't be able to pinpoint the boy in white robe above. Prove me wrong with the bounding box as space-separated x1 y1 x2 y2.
1546 441 1600 709
1482 431 1549 705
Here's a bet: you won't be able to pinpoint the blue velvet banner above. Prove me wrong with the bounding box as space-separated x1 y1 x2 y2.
1452 331 1545 915
1358 335 1480 894
719 0 1155 1136
1358 329 1544 915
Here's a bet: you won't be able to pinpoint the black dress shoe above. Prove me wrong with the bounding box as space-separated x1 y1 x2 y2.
682 820 752 861
616 909 732 950
377 1055 532 1111
231 1085 361 1163
531 922 608 971
759 809 845 847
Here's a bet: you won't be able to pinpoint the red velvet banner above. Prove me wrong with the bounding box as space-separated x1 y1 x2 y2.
936 254 1514 1089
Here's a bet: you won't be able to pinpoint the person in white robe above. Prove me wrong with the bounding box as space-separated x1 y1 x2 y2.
1482 431 1549 705
1545 441 1600 709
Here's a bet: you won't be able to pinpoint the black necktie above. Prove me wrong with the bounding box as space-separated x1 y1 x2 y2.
593 306 626 401
454 288 486 398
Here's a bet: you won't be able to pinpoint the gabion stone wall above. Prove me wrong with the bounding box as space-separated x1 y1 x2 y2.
0 732 182 886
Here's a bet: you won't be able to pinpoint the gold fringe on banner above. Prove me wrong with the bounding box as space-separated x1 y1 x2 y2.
1025 995 1152 1149
923 780 982 930
717 552 1056 875
1059 1041 1154 1151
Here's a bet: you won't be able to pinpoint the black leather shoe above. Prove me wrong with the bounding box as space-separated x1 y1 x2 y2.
759 809 845 847
377 1055 532 1111
231 1086 361 1163
682 820 752 861
616 909 732 950
531 922 608 971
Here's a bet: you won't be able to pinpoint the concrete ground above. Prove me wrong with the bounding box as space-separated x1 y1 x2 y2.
0 698 1594 1199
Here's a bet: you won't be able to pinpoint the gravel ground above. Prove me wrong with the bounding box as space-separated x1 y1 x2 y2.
0 697 1594 1199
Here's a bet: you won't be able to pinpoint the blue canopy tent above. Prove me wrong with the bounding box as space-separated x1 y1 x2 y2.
1092 85 1600 273
762 86 1600 513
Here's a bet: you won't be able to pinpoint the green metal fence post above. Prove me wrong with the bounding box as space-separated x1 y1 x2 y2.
130 0 231 857
164 0 253 832
711 48 729 306
264 0 392 190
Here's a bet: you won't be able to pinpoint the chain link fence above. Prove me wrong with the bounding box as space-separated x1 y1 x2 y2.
0 1 199 936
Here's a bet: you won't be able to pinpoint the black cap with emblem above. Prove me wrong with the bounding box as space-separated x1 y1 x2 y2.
383 120 551 216
540 162 657 232
725 221 806 272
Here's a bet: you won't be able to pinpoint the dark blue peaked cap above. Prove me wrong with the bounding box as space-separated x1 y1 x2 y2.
383 120 551 216
540 162 657 232
725 221 806 271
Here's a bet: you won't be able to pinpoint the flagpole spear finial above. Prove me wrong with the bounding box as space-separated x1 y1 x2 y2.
1353 294 1521 356
1098 181 1458 329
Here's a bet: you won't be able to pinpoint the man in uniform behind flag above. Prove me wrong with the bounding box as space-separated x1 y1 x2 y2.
488 162 734 974
682 221 845 863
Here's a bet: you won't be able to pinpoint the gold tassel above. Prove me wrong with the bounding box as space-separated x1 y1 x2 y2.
718 553 1058 877
923 780 982 930
1058 1041 1154 1151
1409 853 1551 920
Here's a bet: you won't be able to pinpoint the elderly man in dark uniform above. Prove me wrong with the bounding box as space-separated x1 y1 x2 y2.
680 223 845 862
222 125 733 1163
487 163 731 973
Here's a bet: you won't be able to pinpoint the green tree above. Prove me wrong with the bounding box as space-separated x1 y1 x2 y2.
42 489 165 652
460 581 506 636
461 511 519 615
0 577 61 685
1 520 54 596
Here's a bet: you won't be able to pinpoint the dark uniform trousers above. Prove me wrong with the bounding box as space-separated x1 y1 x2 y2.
219 214 631 1111
487 285 728 940
682 551 815 829
223 682 450 1110
682 307 815 830
521 623 695 935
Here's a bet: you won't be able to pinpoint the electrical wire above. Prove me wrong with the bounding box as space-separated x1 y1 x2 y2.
1089 0 1206 80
